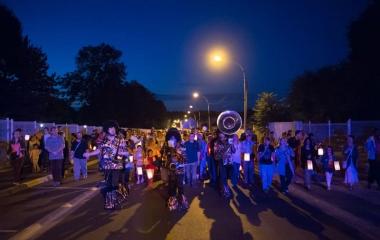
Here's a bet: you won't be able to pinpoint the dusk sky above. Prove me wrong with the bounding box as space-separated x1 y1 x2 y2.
3 0 368 111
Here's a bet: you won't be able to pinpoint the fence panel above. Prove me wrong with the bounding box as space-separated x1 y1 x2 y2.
0 119 9 142
12 121 37 136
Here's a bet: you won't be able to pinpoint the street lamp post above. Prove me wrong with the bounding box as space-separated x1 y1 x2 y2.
234 61 247 131
193 92 211 131
209 50 248 131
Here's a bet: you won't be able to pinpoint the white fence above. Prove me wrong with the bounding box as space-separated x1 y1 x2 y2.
268 119 380 143
0 118 101 142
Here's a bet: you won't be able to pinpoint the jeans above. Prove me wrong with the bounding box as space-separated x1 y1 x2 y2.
231 162 240 186
368 160 380 186
325 171 333 189
73 157 87 180
220 162 233 187
304 169 313 188
260 164 274 191
185 161 198 186
280 164 293 191
199 157 207 179
243 161 254 185
50 159 63 183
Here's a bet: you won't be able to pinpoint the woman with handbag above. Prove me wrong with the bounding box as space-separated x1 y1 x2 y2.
343 135 359 190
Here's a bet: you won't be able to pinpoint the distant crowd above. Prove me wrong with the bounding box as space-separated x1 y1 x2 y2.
6 125 380 195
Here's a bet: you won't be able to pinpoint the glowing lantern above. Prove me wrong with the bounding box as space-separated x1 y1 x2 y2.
334 161 340 171
92 146 97 151
194 135 198 141
307 160 313 170
129 155 134 162
244 153 250 161
137 167 143 176
146 169 154 180
318 147 324 156
24 135 30 141
239 165 242 171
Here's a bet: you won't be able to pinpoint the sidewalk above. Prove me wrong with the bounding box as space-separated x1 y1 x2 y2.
277 169 380 239
0 159 99 196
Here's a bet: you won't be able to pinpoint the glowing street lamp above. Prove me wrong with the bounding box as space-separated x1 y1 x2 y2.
208 48 248 131
189 105 193 109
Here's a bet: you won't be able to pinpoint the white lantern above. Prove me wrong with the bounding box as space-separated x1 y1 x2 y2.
307 160 313 170
24 135 30 141
334 161 341 171
117 156 122 160
239 165 242 171
137 167 143 176
129 155 134 162
318 147 324 156
146 169 154 180
39 123 44 128
92 146 97 151
244 153 250 161
194 135 198 141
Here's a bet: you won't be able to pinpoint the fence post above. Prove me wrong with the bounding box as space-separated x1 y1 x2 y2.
328 120 331 145
34 121 37 132
10 119 14 140
308 121 311 133
6 118 9 143
347 119 352 135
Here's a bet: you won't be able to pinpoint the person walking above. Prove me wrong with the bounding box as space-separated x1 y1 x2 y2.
240 131 256 188
71 132 89 181
343 135 359 190
258 137 275 193
321 146 337 191
275 138 295 193
8 129 26 184
301 137 317 190
45 127 65 187
231 134 242 187
184 133 200 187
365 129 380 189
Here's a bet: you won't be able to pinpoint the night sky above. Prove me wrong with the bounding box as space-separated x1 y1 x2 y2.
3 0 368 111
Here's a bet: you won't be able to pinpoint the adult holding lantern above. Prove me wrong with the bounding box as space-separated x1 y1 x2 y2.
301 137 317 190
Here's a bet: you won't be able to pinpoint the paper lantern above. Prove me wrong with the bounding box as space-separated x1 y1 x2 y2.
334 161 340 171
92 146 97 151
307 160 313 170
194 135 198 141
24 135 30 141
117 156 122 160
137 167 143 176
244 153 250 161
146 169 154 179
318 148 324 156
239 165 242 171
129 156 134 162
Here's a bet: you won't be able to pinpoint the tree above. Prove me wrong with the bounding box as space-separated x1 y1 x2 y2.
0 4 72 120
253 92 289 133
60 43 168 128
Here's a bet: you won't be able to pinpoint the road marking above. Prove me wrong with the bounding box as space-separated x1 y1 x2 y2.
34 186 97 191
9 187 99 240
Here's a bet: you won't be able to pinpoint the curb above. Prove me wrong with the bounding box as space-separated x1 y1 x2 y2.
0 160 98 197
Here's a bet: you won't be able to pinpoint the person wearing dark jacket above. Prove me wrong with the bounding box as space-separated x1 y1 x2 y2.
301 137 317 190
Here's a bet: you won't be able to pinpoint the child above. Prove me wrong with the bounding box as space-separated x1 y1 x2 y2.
30 144 41 173
145 149 156 185
134 145 144 184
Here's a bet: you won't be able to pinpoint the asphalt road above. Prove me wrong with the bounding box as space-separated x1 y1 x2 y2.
0 166 375 240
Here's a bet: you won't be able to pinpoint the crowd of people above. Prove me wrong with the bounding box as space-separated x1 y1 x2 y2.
6 123 380 211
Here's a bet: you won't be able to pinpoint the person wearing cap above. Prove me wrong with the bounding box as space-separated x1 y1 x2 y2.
71 132 89 181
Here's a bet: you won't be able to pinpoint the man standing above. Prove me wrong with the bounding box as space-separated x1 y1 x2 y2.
40 127 50 172
184 133 200 187
45 127 65 186
240 130 256 188
71 132 89 181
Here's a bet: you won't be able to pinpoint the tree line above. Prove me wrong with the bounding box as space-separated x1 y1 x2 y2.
0 4 167 128
253 0 380 133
